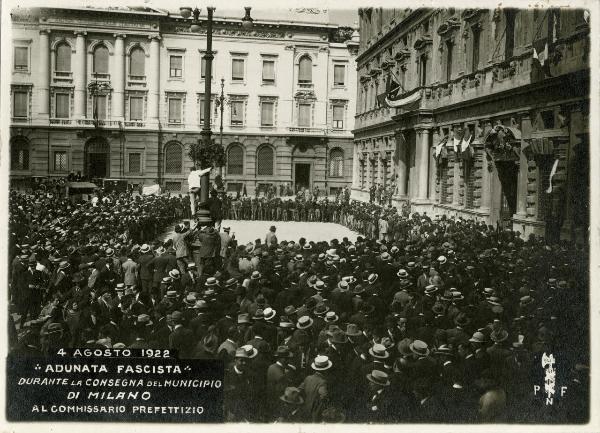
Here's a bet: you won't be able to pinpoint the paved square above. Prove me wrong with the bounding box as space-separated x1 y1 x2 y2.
164 220 359 245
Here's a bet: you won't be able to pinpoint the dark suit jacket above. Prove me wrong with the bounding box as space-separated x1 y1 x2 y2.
169 325 195 358
196 230 221 258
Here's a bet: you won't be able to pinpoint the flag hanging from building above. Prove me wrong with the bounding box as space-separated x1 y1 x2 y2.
460 134 474 160
546 158 559 193
533 39 552 78
378 76 402 108
393 132 405 165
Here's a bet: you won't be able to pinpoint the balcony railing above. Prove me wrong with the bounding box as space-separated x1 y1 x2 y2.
297 82 314 90
76 119 121 127
53 71 73 83
11 117 30 124
91 73 110 81
50 118 73 125
288 126 324 134
124 121 146 128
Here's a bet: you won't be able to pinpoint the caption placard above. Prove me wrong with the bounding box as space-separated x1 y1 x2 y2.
7 350 224 422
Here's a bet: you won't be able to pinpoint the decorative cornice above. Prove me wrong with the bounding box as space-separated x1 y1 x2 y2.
437 17 461 37
394 49 411 62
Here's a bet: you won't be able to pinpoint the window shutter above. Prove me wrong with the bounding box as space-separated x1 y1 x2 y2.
13 92 28 117
14 47 28 69
169 98 181 122
333 105 344 121
262 61 275 81
231 101 244 124
232 59 244 80
227 145 244 175
130 97 143 120
298 56 312 82
261 102 274 126
93 46 109 74
329 148 344 177
56 94 70 118
128 153 141 173
298 104 310 127
165 144 182 173
56 44 71 72
130 48 145 76
257 146 274 175
95 95 107 120
333 65 345 85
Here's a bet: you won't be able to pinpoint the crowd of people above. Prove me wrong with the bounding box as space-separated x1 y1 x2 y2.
8 187 589 423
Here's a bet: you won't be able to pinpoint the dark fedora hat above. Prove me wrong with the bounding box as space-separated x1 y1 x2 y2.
280 387 304 405
366 370 390 387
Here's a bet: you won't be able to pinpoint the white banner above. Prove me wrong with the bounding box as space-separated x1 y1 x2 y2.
142 184 161 196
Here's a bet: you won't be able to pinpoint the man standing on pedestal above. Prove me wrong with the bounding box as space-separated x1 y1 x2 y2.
188 166 212 217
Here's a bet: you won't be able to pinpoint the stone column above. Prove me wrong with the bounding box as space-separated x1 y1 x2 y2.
38 29 51 120
148 35 161 126
74 31 87 120
516 114 531 216
415 127 430 201
395 131 407 197
112 34 126 121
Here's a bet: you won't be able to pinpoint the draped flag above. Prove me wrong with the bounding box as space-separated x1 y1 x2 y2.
533 39 551 78
393 132 405 165
546 159 559 193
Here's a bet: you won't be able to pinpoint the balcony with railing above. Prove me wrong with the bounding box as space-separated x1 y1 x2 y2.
124 120 146 128
11 116 31 124
288 126 324 134
53 71 73 84
50 118 73 125
127 75 147 88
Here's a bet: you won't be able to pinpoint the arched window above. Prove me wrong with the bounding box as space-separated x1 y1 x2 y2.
329 148 344 177
56 42 71 72
165 142 183 174
93 45 109 75
10 137 29 171
129 47 145 77
227 144 244 175
298 55 312 83
256 145 274 176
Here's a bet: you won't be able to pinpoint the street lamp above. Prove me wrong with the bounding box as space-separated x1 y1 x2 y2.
180 5 253 225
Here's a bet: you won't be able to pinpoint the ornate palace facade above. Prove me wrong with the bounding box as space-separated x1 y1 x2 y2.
9 7 358 196
352 8 589 240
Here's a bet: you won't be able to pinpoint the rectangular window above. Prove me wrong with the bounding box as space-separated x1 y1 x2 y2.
130 96 144 121
332 105 344 129
14 47 28 71
55 93 70 118
198 95 213 125
168 98 182 123
261 101 274 126
128 152 141 174
232 59 244 81
472 29 480 73
231 101 244 125
13 91 28 118
200 57 213 80
170 55 183 78
333 64 345 86
199 96 213 125
54 151 67 172
262 60 275 84
94 95 107 120
298 104 311 127
419 54 428 86
446 41 453 82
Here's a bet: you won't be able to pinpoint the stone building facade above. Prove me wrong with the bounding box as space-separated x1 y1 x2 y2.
9 7 358 196
352 7 589 240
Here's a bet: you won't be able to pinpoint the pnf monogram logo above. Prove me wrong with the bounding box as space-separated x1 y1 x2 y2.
533 352 568 405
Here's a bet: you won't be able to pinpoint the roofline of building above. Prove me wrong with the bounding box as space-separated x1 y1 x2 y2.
355 8 433 65
19 7 341 31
